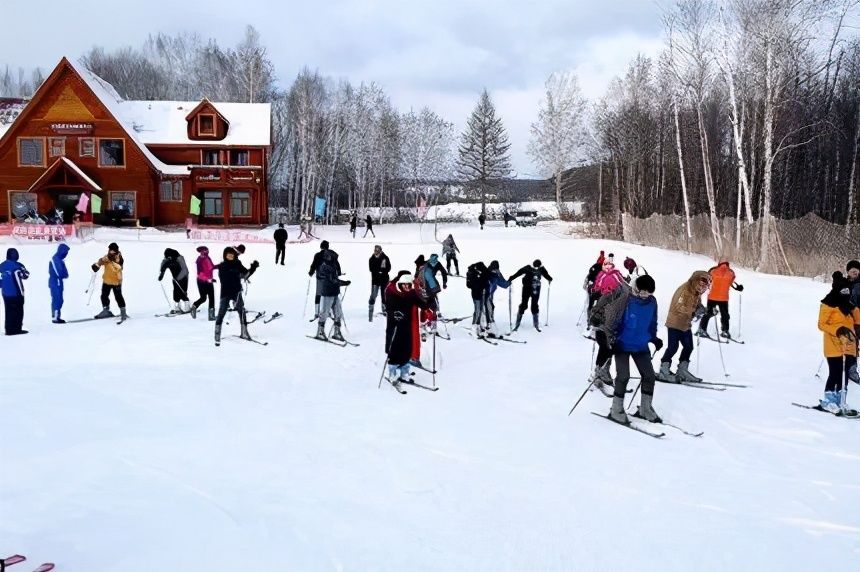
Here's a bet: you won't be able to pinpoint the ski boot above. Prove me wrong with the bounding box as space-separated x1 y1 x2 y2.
368 304 374 323
657 362 676 383
837 390 858 416
471 323 483 338
609 395 628 424
52 310 65 324
720 329 731 339
596 362 614 387
637 393 662 423
676 361 702 383
215 324 222 346
820 391 841 414
512 311 523 332
208 307 216 322
533 313 541 332
315 321 328 341
331 323 345 342
485 322 500 338
694 327 709 338
94 306 114 319
239 320 251 340
848 364 859 384
182 300 191 313
118 307 128 322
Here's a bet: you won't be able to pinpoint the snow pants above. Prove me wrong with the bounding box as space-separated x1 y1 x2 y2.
445 252 459 275
3 295 24 335
275 244 286 265
319 294 343 326
595 330 612 367
518 287 540 315
661 327 693 364
172 276 189 302
471 297 484 325
699 300 729 333
825 355 857 392
193 280 215 310
50 282 64 319
215 292 245 327
101 283 126 309
483 293 497 325
613 349 656 399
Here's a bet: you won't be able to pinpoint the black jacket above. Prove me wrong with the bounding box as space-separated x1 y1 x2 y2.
159 249 188 281
316 250 345 297
586 262 602 285
510 265 552 293
365 215 373 230
369 252 391 286
274 228 288 245
467 262 490 300
216 259 257 298
309 249 341 277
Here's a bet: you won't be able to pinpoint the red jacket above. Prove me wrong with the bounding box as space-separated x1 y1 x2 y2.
708 263 735 302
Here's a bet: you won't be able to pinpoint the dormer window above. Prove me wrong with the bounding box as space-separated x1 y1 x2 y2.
198 114 216 137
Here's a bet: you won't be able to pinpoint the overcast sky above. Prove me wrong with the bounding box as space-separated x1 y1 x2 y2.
0 0 665 177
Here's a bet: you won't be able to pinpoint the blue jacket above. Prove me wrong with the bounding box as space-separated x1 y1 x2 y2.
486 269 510 299
0 248 29 297
615 295 658 353
49 243 70 289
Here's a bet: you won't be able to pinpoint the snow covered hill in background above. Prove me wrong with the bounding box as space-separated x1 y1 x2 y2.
1 222 858 571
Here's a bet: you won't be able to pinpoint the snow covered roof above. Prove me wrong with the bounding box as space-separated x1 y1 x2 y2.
117 100 271 147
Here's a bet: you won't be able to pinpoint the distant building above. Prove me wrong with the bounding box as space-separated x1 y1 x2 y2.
0 57 271 226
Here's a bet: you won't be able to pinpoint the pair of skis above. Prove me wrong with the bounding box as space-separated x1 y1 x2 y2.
697 332 746 345
1 555 54 572
791 402 860 418
590 411 704 438
656 378 748 391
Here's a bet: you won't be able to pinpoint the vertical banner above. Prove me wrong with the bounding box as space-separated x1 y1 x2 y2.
190 195 201 215
91 195 102 214
75 193 90 213
314 197 326 218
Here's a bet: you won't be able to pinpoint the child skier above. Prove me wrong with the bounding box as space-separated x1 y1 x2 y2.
368 245 391 321
817 272 860 414
158 248 190 314
697 257 744 339
441 234 460 275
48 243 70 324
191 246 216 320
509 259 553 332
91 242 126 321
466 261 490 337
657 271 711 383
0 248 29 335
483 260 510 338
213 247 259 345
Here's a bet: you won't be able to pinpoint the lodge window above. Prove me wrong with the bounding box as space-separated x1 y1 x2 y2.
203 191 223 216
229 149 249 166
9 191 38 220
99 139 125 167
49 137 66 158
198 114 216 137
230 191 251 217
79 138 95 158
18 138 45 166
109 191 136 217
202 149 220 166
159 180 183 202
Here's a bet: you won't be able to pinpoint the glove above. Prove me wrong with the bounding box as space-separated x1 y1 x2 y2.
733 284 744 292
548 278 553 283
651 337 664 351
443 283 448 289
157 273 164 281
341 279 351 286
836 326 856 341
250 260 260 270
308 270 314 277
694 304 706 320
91 264 99 272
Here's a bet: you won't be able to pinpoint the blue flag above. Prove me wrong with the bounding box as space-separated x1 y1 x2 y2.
314 197 326 218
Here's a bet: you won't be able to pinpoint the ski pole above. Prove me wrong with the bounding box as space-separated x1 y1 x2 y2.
711 311 730 378
814 359 824 379
159 281 172 310
85 273 99 306
302 275 311 319
737 290 743 340
626 382 642 412
172 277 188 297
508 287 512 332
568 381 594 416
432 328 437 388
575 295 587 328
545 282 551 327
378 321 400 389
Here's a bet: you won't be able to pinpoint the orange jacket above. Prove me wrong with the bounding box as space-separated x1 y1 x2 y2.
708 263 735 302
817 304 860 358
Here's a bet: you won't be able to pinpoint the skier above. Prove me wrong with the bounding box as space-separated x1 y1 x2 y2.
657 271 711 383
587 259 627 387
623 257 641 281
158 248 190 314
414 254 426 276
190 246 216 320
846 260 860 318
91 242 127 321
697 256 744 339
0 248 29 335
363 214 376 238
441 234 460 275
483 260 510 337
384 271 429 388
298 216 311 241
597 274 663 424
509 259 553 332
584 251 606 311
478 212 486 230
309 241 340 320
48 243 70 324
503 211 512 227
368 244 390 321
349 212 358 238
213 247 259 345
418 253 448 312
274 223 288 265
466 261 490 337
313 245 350 341
816 271 860 414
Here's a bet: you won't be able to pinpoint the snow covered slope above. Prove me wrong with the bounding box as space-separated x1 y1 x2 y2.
1 222 857 571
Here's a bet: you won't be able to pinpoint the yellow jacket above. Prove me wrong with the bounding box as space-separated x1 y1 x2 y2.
817 303 860 358
96 253 124 286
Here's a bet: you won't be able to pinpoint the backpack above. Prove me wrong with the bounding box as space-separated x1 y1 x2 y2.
317 252 339 287
466 264 480 289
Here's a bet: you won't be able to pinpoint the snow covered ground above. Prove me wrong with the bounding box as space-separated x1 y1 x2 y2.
1 222 858 571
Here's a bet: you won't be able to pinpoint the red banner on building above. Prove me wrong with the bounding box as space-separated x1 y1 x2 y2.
0 224 76 240
189 229 272 244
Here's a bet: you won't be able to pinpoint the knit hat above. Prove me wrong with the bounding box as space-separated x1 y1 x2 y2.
108 242 119 251
847 260 860 273
414 254 426 266
320 240 330 250
196 246 209 254
489 260 499 270
223 246 238 259
596 250 605 265
635 274 655 293
533 259 542 268
624 257 637 273
822 271 853 315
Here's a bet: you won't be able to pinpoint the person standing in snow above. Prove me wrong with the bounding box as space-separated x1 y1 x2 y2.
623 257 642 281
466 261 490 337
697 257 744 339
48 243 70 324
191 246 217 320
587 259 627 387
298 217 311 241
509 259 553 332
368 245 391 321
313 246 350 341
846 260 860 333
657 271 711 383
483 260 510 338
384 271 429 389
584 251 608 311
441 234 460 275
418 253 448 311
816 272 860 414
214 247 259 345
91 242 126 321
349 212 358 238
364 214 376 238
597 275 664 424
274 223 288 265
158 248 190 314
309 241 339 320
478 212 486 230
0 248 29 335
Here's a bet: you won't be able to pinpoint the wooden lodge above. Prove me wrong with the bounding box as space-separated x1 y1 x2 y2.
0 57 271 226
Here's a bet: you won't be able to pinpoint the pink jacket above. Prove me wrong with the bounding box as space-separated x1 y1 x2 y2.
196 254 215 282
593 266 624 296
